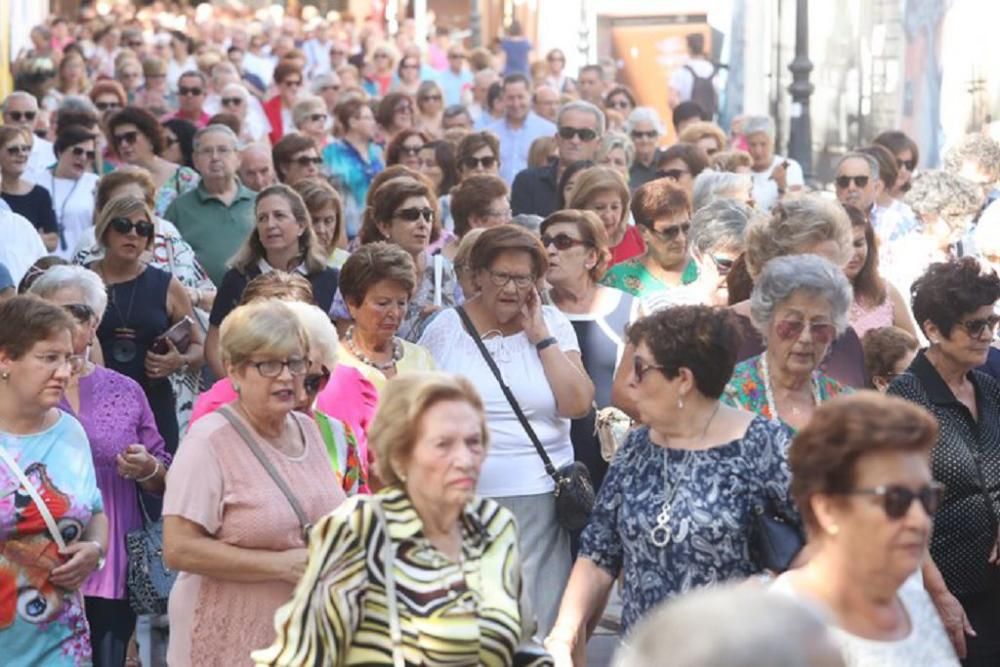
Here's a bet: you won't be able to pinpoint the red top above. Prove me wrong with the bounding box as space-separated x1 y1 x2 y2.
263 95 285 145
165 110 212 129
610 225 646 266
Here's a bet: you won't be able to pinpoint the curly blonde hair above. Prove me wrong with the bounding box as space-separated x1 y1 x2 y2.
744 195 852 278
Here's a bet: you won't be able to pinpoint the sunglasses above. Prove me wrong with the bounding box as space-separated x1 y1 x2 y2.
462 155 496 170
633 356 664 383
293 155 323 167
558 126 598 142
448 53 465 59
541 232 589 251
110 216 155 238
308 113 327 123
71 146 96 160
845 483 944 520
221 97 243 106
373 52 390 59
178 86 203 96
958 315 1000 339
395 206 434 222
647 222 690 242
709 254 735 275
7 110 37 122
5 144 30 156
656 168 690 181
630 130 658 140
774 319 836 344
419 94 442 103
399 145 422 156
95 101 121 112
835 175 869 189
113 130 140 146
304 365 331 394
897 158 917 171
63 303 95 322
607 99 631 110
395 104 413 114
283 79 303 87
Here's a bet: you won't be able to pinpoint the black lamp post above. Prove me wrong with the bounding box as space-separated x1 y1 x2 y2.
787 0 814 180
470 0 482 48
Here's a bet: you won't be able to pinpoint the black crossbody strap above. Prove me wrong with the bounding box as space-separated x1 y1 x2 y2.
456 307 559 481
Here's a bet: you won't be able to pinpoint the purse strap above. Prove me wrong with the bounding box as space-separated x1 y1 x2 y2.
0 443 68 551
371 497 406 667
218 406 312 538
455 306 559 482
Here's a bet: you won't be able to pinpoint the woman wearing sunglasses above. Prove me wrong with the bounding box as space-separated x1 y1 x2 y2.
888 257 1000 666
415 80 445 138
568 165 643 265
89 195 203 453
385 128 430 171
41 124 101 259
0 126 59 252
456 130 502 181
772 393 959 666
292 95 332 150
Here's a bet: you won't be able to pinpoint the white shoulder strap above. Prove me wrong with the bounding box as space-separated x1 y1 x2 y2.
433 254 443 307
0 444 68 551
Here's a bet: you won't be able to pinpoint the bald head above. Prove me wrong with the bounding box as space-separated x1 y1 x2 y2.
533 85 560 122
238 143 276 191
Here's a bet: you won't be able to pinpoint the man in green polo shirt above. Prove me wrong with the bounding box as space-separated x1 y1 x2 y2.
165 124 256 287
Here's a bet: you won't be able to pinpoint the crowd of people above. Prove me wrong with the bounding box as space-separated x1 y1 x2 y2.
1 4 1000 667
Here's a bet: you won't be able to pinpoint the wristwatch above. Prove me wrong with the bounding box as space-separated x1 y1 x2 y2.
89 541 107 570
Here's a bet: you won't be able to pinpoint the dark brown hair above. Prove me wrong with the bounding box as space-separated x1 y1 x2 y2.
911 257 1000 338
339 242 417 307
657 142 710 178
271 133 317 182
385 129 430 167
456 131 500 173
468 224 548 281
375 92 413 131
334 97 369 133
451 175 509 238
862 326 918 386
272 61 302 85
859 144 898 192
358 177 438 245
0 295 75 360
843 204 886 307
873 130 920 174
293 178 344 251
631 179 691 229
108 106 164 156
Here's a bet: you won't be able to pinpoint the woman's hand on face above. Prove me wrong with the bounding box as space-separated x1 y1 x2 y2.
275 547 309 584
116 444 156 480
49 541 102 590
520 287 550 345
145 338 183 379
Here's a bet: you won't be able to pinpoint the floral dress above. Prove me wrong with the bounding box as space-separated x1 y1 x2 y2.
154 166 199 218
600 257 699 297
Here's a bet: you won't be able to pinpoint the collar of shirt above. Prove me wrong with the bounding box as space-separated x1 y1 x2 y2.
907 349 983 409
376 486 488 553
257 257 307 276
195 179 255 205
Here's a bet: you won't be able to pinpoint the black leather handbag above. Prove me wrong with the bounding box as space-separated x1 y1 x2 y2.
748 493 804 573
456 307 595 532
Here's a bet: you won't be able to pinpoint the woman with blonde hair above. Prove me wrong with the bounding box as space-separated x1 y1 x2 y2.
568 166 643 265
678 121 728 156
292 95 332 150
293 178 349 268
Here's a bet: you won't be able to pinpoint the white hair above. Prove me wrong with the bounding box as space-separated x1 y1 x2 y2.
283 301 339 368
556 100 606 136
192 123 239 153
625 106 665 135
692 169 753 212
750 254 854 336
742 115 776 140
28 265 109 320
689 198 754 255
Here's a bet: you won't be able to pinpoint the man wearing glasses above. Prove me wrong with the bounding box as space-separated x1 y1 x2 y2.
166 71 212 128
2 92 55 183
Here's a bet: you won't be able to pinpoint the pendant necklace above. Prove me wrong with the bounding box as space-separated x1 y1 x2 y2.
98 261 141 364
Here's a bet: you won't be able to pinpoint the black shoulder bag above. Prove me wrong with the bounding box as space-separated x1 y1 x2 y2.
456 306 594 532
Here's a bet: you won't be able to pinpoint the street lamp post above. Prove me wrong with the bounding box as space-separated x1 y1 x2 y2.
470 0 482 48
787 0 814 180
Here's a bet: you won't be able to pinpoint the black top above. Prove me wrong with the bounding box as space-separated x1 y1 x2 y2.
628 151 662 192
2 185 58 234
209 265 340 327
510 162 558 218
888 350 1000 596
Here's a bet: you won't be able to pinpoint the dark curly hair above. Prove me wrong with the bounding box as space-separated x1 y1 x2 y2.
626 305 742 398
790 393 938 533
107 106 164 157
657 142 710 178
911 257 1000 338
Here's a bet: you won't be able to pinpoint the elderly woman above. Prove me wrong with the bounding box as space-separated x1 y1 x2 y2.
774 394 959 665
338 243 436 390
255 371 546 665
678 121 728 157
625 107 665 190
107 106 199 215
542 209 633 493
375 92 416 143
206 184 338 378
418 224 594 634
546 306 795 663
0 296 108 666
322 97 385 240
30 265 171 666
710 149 754 173
440 174 511 258
416 80 445 137
293 178 349 268
456 130 501 181
89 195 203 452
263 63 304 144
863 326 919 392
271 133 322 186
691 168 754 211
888 258 1000 666
601 179 699 297
568 166 642 265
291 95 331 150
742 115 804 212
723 254 853 433
655 143 710 198
385 128 429 170
163 299 346 666
0 126 58 251
219 83 267 145
40 124 101 259
595 131 634 179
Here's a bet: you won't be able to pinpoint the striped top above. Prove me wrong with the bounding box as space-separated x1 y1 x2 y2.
253 487 538 666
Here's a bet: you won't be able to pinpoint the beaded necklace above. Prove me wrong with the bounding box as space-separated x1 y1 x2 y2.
344 325 403 371
760 353 822 421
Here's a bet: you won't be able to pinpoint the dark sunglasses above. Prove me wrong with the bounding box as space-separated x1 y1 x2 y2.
558 126 598 142
399 145 422 156
897 158 917 171
462 155 496 170
5 144 30 156
178 86 204 96
293 156 323 167
774 319 836 344
95 101 121 111
114 130 140 146
709 254 735 275
304 365 331 395
373 52 390 59
320 84 341 93
845 483 944 520
71 146 96 160
7 110 37 122
959 315 1000 339
448 53 465 59
541 233 589 251
110 216 155 238
221 97 243 106
419 94 442 103
395 206 434 222
63 303 95 322
648 222 690 242
656 168 690 181
633 356 664 383
630 130 658 140
308 113 327 123
835 175 869 189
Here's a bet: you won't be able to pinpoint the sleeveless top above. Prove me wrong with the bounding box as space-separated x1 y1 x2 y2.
850 297 894 339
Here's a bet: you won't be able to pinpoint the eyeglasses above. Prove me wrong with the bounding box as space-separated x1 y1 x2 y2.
110 217 155 238
958 315 1000 339
558 126 598 142
33 352 86 375
401 63 419 70
394 206 434 222
541 232 589 251
126 40 144 48
113 130 140 146
63 303 95 322
774 319 837 344
6 110 37 123
292 155 323 167
304 365 331 394
486 270 533 289
249 357 311 378
178 86 204 97
835 175 869 189
633 356 664 383
70 146 96 160
844 483 944 520
221 97 244 106
5 144 30 156
897 158 917 171
308 113 327 123
656 168 690 181
399 145 422 156
282 79 303 87
647 222 690 242
607 99 631 110
419 94 442 103
462 155 496 170
95 101 121 112
630 130 658 140
709 254 735 275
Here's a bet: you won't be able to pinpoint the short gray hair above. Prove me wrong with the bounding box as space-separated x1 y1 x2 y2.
28 265 109 320
625 106 664 135
836 151 880 183
193 124 239 153
613 584 842 667
750 254 854 336
58 95 98 116
556 100 606 136
692 169 753 212
905 169 983 220
220 82 249 102
689 199 755 255
284 301 338 368
292 95 327 128
2 91 38 112
597 131 635 168
309 72 340 96
742 115 775 140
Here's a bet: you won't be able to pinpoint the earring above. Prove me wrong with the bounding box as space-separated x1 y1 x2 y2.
231 382 240 394
0 370 9 381
827 524 840 536
677 396 684 410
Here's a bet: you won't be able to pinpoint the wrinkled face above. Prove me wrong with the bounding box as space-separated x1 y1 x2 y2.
0 133 31 175
399 399 486 509
397 134 424 170
418 147 443 189
177 75 206 114
347 279 410 344
544 221 597 286
230 348 308 419
378 195 433 256
503 81 530 123
557 109 601 165
0 331 76 410
640 209 691 270
626 341 681 425
477 250 536 325
930 303 998 370
299 108 328 136
599 146 629 176
58 139 96 179
586 189 626 242
468 196 512 230
45 286 99 354
3 96 39 130
255 194 303 257
220 87 248 118
765 291 837 378
746 132 773 171
629 120 660 159
279 73 304 105
193 132 238 181
442 111 473 131
695 242 741 306
836 157 877 211
282 148 321 185
317 77 342 110
239 151 276 191
844 225 869 281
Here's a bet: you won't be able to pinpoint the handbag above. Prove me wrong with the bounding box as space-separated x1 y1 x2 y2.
456 307 595 532
126 491 176 615
218 406 313 539
748 492 804 573
150 315 194 355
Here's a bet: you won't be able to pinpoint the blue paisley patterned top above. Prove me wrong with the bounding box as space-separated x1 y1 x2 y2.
579 415 796 631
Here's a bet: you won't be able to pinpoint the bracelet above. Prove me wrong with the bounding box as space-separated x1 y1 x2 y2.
535 336 558 352
89 541 107 570
136 459 161 483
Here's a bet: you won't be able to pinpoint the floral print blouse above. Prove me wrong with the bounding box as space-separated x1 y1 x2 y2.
154 166 199 218
600 257 699 297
